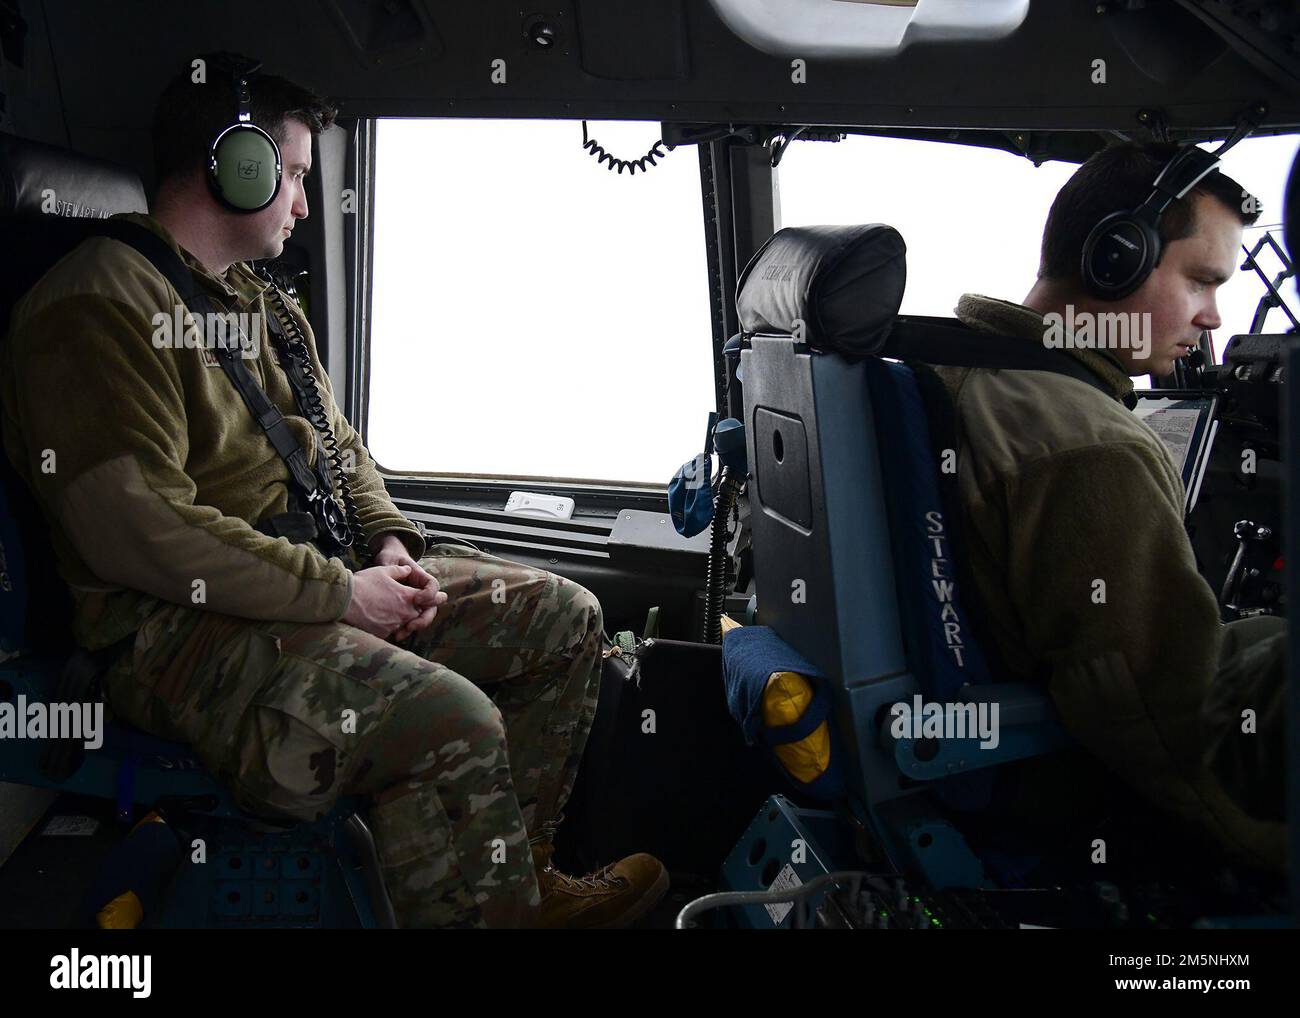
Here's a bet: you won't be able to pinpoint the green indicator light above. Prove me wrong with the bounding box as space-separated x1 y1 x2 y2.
1146 913 1157 922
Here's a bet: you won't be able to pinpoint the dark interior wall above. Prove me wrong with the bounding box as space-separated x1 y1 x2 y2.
0 0 1296 189
0 0 65 148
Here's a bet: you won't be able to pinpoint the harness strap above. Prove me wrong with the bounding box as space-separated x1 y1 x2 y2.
89 221 333 528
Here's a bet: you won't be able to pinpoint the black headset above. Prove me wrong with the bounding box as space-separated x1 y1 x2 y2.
1079 108 1268 301
206 59 282 213
1080 143 1224 301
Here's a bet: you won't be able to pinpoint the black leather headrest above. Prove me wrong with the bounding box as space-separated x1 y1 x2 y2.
0 131 147 218
736 224 906 358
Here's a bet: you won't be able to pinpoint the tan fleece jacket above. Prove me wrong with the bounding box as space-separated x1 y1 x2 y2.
935 293 1286 872
0 213 424 650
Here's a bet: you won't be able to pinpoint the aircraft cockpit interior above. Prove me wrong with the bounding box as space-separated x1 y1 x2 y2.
0 0 1297 998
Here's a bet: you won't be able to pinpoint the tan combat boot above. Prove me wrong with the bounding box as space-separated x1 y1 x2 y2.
531 836 669 929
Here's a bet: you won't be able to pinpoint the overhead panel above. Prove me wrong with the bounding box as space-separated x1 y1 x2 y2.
324 0 446 70
576 0 690 81
11 1 1298 148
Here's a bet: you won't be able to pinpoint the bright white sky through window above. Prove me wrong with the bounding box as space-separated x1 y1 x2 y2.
777 133 1299 365
368 119 715 485
368 124 1299 483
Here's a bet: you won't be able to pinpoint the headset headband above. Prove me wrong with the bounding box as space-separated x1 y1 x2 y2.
206 57 282 213
1135 146 1222 224
233 57 260 118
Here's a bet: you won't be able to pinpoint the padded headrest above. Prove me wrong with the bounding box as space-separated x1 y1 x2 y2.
736 224 906 358
0 131 147 218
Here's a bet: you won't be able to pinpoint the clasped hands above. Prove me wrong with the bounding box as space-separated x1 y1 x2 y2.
341 532 448 641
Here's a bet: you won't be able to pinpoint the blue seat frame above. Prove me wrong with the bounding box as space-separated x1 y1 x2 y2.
0 655 394 928
730 334 1071 892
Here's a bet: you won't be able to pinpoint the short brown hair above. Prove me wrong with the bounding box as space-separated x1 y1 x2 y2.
151 52 337 187
1038 141 1260 282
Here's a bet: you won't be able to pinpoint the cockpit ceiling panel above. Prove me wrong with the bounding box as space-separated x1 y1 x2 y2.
11 0 1298 148
707 0 1030 59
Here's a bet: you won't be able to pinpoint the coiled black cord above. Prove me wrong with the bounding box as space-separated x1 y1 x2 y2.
582 122 669 175
704 468 742 644
265 288 367 563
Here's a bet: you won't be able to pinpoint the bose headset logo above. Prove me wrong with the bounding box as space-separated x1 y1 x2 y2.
1107 231 1139 251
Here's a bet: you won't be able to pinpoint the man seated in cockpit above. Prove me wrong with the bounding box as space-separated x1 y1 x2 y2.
936 141 1287 872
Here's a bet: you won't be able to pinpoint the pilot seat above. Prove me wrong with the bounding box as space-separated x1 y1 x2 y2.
715 224 1078 927
0 131 394 929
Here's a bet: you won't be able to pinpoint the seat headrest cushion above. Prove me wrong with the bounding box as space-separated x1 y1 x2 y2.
736 224 906 357
0 131 147 218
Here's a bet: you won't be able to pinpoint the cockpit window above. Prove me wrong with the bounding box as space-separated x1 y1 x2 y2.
1220 134 1300 343
775 134 1074 320
367 119 714 485
775 133 1300 364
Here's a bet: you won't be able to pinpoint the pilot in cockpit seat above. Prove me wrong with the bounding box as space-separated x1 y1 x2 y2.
934 141 1288 874
0 54 668 929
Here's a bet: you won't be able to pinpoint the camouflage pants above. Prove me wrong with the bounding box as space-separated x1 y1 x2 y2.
101 543 604 928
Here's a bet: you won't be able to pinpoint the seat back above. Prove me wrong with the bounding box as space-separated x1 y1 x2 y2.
733 224 1067 888
0 132 148 658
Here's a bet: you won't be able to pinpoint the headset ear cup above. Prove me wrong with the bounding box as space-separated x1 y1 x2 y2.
209 123 282 212
1082 212 1160 300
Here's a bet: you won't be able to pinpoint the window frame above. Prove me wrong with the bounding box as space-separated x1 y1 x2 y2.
354 116 740 502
